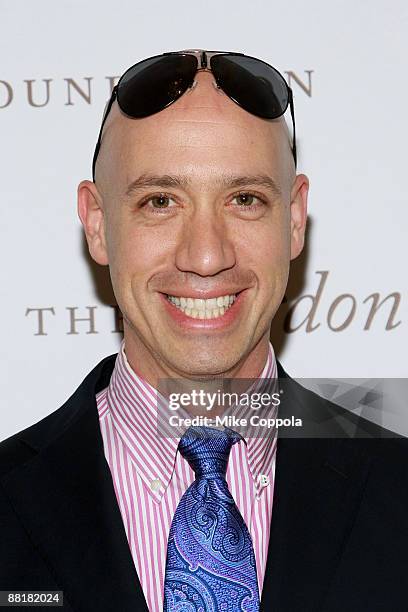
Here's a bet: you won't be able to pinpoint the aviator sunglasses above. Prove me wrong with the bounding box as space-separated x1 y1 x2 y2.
91 49 297 180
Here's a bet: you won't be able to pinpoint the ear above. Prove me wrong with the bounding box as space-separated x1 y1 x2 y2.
77 180 109 265
290 173 309 260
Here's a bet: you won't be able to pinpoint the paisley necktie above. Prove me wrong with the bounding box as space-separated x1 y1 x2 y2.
163 425 260 612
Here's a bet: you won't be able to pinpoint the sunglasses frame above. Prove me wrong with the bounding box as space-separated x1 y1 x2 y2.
91 49 297 181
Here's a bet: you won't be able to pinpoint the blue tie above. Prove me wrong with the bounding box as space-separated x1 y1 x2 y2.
163 425 260 612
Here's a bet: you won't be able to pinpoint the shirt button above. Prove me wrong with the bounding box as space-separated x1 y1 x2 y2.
259 474 270 488
150 478 162 492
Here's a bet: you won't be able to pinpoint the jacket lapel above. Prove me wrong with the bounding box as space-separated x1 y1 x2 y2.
260 362 374 611
1 354 149 612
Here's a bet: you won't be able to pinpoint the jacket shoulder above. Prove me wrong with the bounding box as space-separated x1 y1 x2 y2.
276 359 406 440
0 352 118 478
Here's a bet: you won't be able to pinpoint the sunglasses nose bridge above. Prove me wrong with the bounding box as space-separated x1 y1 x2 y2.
189 66 221 92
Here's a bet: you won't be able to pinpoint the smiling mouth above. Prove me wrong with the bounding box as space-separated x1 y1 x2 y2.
165 292 239 319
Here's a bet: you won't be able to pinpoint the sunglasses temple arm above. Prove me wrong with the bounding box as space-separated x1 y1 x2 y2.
92 86 118 182
288 89 297 169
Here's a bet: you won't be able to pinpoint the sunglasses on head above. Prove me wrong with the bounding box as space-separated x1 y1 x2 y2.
91 49 297 181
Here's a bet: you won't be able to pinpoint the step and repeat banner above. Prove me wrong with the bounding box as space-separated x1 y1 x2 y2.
1 0 407 439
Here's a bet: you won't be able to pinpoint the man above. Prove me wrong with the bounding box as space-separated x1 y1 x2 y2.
0 50 407 611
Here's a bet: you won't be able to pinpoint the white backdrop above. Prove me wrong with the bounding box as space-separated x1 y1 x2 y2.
1 0 407 440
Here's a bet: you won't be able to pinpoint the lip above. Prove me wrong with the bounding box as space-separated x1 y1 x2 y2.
159 289 248 330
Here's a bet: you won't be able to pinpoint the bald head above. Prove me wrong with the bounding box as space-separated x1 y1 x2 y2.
94 71 295 198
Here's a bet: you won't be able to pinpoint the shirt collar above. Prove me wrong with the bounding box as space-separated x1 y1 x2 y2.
105 339 278 502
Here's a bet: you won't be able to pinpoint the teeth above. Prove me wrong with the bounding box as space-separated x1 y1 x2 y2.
166 293 237 319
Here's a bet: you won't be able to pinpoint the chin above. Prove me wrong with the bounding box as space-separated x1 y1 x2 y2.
166 350 239 379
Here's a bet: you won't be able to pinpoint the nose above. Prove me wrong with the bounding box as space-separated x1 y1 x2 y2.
175 207 236 277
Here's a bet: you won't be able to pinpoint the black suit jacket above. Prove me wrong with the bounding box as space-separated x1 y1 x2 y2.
1 353 407 611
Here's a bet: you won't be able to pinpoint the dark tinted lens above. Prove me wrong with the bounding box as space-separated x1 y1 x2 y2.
210 55 288 119
117 54 198 118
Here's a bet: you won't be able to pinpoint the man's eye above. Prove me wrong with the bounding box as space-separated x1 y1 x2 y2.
148 194 172 208
139 193 176 212
231 193 263 207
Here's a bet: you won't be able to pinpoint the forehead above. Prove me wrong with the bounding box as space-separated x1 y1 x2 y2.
96 72 291 191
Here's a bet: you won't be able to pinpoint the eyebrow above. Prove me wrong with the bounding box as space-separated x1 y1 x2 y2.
124 172 282 198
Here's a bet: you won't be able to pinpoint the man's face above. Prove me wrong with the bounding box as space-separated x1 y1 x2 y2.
78 71 308 380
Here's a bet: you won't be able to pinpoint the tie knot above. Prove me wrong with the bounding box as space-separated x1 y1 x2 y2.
178 425 242 479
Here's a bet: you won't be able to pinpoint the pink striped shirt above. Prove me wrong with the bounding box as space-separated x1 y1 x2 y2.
96 339 278 611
